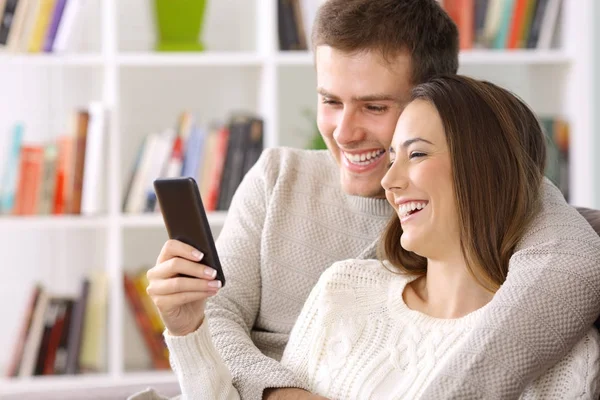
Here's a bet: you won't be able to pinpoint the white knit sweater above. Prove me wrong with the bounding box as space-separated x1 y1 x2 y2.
159 148 600 400
164 259 600 399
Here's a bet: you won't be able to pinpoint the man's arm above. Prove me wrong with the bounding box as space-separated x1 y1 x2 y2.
421 179 600 399
205 150 310 400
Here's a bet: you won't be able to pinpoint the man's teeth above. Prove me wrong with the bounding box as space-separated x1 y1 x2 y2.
399 202 428 217
345 150 385 165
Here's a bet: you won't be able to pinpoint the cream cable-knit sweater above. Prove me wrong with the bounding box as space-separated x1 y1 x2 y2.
167 148 600 400
165 260 600 399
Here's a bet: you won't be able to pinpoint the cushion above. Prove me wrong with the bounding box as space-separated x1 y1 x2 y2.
577 207 600 236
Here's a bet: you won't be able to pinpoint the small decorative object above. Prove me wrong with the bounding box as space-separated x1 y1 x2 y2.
153 0 207 52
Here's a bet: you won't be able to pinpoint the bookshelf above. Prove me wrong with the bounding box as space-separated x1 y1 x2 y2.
0 0 598 396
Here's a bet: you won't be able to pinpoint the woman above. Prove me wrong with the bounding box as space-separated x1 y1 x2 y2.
155 75 600 399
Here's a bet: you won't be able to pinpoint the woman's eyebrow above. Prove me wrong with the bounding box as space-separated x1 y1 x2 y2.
401 137 434 148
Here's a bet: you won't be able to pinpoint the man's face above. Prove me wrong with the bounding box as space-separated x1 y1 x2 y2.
315 46 413 198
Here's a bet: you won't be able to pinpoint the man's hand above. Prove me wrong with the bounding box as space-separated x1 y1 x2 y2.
263 388 329 400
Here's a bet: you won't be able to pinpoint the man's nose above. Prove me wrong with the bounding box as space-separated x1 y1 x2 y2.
333 108 363 145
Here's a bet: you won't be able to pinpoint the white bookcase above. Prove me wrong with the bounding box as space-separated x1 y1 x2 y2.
0 0 597 395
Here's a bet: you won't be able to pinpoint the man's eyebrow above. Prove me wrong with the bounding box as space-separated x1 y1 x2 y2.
401 138 434 148
317 87 400 102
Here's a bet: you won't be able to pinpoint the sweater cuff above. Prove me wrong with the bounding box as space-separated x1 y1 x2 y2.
164 321 229 380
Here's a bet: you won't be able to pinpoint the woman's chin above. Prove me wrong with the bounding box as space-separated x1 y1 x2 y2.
400 233 419 253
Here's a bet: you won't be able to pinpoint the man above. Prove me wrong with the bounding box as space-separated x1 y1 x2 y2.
148 1 600 399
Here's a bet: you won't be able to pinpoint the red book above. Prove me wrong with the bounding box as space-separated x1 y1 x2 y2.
205 126 230 211
507 0 528 49
444 0 474 50
14 146 45 215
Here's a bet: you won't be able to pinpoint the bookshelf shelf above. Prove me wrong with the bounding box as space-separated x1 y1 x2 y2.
275 50 574 66
0 54 104 67
119 212 228 228
117 52 265 67
0 216 109 230
0 370 176 395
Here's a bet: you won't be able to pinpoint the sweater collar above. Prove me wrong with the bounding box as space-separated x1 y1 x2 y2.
322 150 394 217
345 194 393 217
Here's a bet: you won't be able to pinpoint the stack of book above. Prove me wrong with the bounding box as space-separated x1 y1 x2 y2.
0 103 106 216
0 0 86 54
442 0 564 50
122 111 264 214
6 270 107 377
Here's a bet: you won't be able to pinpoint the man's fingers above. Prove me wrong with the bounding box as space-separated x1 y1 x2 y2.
147 276 221 297
156 239 203 265
153 291 216 311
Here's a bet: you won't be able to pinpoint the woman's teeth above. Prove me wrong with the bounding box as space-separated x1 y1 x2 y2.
399 202 428 218
344 150 385 165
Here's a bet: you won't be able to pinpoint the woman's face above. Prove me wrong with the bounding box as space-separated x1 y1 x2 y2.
381 100 461 258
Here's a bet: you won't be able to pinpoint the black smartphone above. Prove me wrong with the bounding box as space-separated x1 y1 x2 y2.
153 177 226 286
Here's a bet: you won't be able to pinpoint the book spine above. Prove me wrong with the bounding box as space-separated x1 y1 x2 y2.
0 0 19 46
69 110 90 214
5 285 41 377
42 0 66 52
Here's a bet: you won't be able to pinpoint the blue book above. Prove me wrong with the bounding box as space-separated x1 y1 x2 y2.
493 0 515 49
181 125 206 179
0 123 24 214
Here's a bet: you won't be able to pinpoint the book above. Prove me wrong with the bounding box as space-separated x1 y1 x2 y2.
80 102 105 215
0 122 24 214
5 284 42 377
42 0 67 52
0 0 19 47
27 0 56 52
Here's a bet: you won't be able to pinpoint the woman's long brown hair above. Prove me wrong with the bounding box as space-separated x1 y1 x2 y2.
380 75 547 292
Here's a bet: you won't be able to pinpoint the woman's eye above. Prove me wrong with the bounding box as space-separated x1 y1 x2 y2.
409 152 426 159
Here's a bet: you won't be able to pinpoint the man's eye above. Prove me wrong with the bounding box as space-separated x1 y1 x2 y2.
366 105 387 112
409 152 426 159
322 99 340 105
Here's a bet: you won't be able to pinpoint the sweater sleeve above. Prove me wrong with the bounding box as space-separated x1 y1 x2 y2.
204 149 308 400
421 179 600 400
164 322 240 400
520 329 600 399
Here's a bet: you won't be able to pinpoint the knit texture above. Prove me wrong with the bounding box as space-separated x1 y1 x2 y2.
420 182 600 400
205 148 392 399
170 148 600 399
280 260 600 399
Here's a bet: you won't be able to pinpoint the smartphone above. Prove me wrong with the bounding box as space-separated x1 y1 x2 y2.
153 177 226 286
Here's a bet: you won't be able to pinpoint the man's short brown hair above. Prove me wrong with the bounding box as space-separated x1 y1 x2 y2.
312 0 459 84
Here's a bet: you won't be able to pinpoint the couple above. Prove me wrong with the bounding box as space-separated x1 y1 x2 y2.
143 0 600 399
